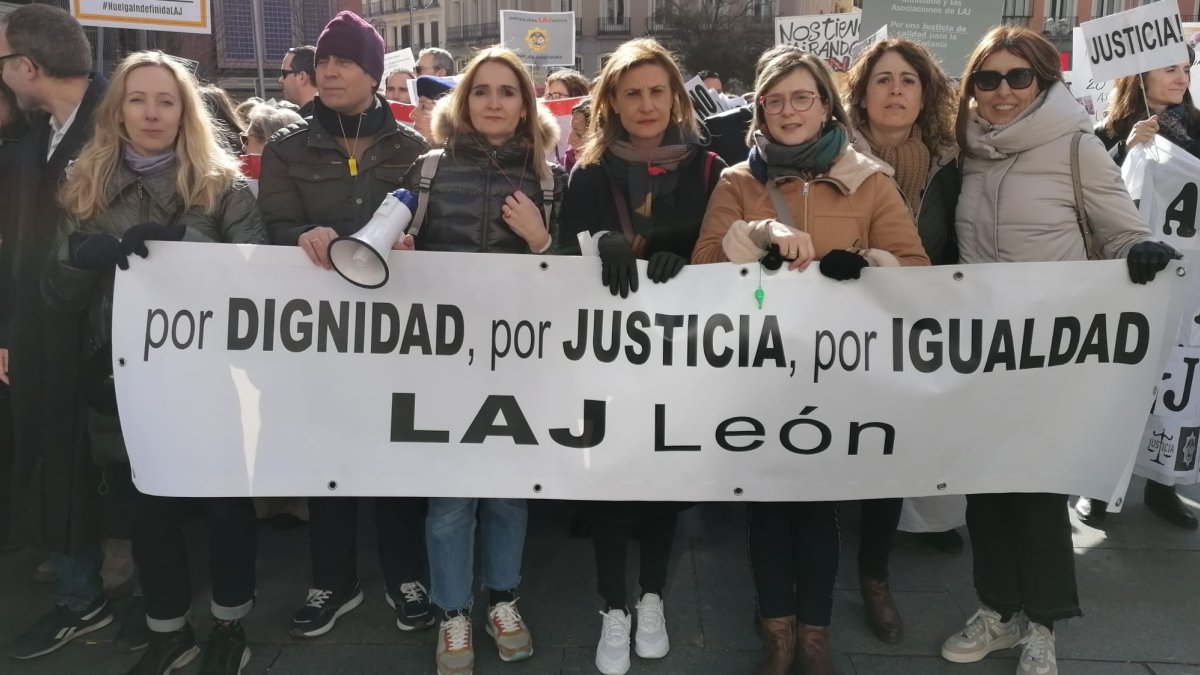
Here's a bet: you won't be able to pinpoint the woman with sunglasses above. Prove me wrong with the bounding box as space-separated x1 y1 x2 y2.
1078 48 1200 531
943 26 1176 675
693 47 927 675
841 37 963 645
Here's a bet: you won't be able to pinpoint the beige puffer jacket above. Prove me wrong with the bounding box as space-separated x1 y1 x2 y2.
956 81 1150 263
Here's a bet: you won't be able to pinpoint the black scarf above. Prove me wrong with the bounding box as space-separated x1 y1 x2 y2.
601 127 697 235
312 94 391 138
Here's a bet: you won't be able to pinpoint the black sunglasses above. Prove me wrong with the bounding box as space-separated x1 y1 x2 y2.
970 68 1036 92
279 68 295 79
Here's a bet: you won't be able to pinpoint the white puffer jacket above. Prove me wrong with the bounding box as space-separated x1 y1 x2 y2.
956 81 1150 263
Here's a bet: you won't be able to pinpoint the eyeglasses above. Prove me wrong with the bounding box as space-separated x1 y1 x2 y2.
415 65 430 75
544 91 565 100
758 91 823 115
0 53 27 66
970 68 1036 92
279 68 296 79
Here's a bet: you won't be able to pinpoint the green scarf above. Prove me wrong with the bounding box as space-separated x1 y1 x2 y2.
751 124 848 180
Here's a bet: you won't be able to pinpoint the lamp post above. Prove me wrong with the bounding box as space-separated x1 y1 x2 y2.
407 0 437 53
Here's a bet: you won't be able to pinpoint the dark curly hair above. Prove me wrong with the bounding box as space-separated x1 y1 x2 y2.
844 38 957 153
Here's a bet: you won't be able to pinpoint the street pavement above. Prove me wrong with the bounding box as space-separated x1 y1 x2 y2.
1 477 1198 675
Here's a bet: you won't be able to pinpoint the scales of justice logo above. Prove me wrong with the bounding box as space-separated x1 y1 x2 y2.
526 27 550 53
1147 426 1200 472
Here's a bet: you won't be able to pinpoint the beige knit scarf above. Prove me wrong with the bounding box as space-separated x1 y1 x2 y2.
863 126 930 217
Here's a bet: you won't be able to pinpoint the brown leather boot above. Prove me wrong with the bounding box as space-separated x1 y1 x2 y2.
859 574 903 643
752 616 796 675
796 624 833 675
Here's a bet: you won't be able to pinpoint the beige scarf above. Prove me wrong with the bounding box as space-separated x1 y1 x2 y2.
863 126 930 217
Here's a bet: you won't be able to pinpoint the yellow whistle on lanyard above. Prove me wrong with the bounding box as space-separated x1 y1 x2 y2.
348 157 359 177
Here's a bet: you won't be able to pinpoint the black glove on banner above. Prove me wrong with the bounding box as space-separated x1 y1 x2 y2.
819 249 869 281
646 251 686 283
121 222 187 259
1127 240 1181 284
761 244 786 271
598 232 639 297
68 232 128 271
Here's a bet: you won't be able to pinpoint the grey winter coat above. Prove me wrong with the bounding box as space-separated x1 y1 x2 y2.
956 81 1150 263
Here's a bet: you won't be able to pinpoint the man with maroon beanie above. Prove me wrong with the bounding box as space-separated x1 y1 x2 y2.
258 10 433 638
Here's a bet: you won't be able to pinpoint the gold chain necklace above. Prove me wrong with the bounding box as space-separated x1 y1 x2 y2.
336 112 364 177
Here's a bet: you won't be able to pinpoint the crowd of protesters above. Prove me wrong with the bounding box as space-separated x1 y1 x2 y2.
0 5 1194 675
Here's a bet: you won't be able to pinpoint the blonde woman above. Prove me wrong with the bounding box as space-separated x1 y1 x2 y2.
46 50 266 675
557 38 724 675
392 46 565 675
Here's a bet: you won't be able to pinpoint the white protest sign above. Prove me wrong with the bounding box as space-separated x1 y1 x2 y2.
379 48 415 95
775 13 861 72
72 0 210 33
1186 23 1200 105
1124 136 1200 486
500 10 576 67
850 24 888 61
1081 1 1188 82
684 74 739 120
112 244 1187 504
1067 28 1115 122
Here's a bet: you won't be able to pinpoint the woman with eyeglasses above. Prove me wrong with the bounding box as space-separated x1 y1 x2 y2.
544 68 590 100
943 27 1176 675
841 36 963 646
692 47 927 675
1078 47 1200 531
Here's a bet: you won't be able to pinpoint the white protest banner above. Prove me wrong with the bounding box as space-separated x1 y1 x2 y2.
1186 23 1200 104
859 0 1003 74
500 10 576 67
378 48 415 95
1067 28 1115 122
775 13 860 72
684 74 740 120
72 0 210 33
1126 136 1200 485
112 244 1187 504
1081 1 1188 82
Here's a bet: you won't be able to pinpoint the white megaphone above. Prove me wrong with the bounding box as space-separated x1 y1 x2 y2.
328 188 418 289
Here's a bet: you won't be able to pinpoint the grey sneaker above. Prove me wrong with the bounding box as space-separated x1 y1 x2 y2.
485 600 533 662
436 613 473 675
941 608 1022 663
1018 623 1057 675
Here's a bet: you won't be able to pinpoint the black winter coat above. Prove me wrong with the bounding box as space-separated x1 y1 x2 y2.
702 105 754 167
1 76 106 554
558 148 726 259
259 95 429 244
401 135 567 254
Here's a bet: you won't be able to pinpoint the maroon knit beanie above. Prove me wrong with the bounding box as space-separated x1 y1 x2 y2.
316 11 385 85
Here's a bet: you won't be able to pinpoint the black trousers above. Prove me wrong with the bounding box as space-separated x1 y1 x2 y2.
132 491 257 623
588 501 680 610
308 496 426 594
747 501 840 625
857 498 902 581
966 492 1081 627
0 384 11 547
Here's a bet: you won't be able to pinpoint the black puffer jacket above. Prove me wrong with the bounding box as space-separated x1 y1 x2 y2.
402 113 567 254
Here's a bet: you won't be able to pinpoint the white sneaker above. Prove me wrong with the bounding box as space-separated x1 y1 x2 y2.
594 609 631 675
634 593 669 659
940 607 1023 663
1018 623 1058 675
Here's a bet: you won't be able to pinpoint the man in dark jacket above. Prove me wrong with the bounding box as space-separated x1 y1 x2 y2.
258 10 435 639
279 45 318 118
0 5 114 660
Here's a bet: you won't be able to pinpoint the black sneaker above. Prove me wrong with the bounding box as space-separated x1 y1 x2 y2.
125 625 200 675
115 597 151 651
289 581 364 638
199 620 251 675
8 595 113 659
385 581 436 631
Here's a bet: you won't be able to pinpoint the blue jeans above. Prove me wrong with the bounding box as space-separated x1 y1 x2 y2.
50 546 104 612
426 498 527 612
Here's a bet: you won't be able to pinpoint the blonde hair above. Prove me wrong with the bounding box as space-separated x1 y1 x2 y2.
748 47 849 145
431 46 557 180
60 51 242 221
577 38 700 167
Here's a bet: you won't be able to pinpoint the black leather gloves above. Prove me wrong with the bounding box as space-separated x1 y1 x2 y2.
598 232 639 297
121 222 187 258
761 244 786 271
647 251 686 283
1127 240 1181 284
68 233 128 271
819 249 869 281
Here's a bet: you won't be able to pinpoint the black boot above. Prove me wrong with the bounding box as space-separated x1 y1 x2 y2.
1144 481 1198 530
1074 497 1108 526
